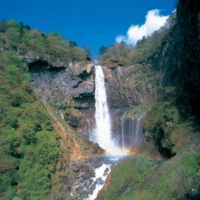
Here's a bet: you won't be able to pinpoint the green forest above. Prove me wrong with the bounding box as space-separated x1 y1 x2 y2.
0 19 96 199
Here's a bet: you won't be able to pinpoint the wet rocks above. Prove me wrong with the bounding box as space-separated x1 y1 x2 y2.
69 156 124 199
96 177 104 185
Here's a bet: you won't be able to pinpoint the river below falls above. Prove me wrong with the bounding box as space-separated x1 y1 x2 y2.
70 155 127 200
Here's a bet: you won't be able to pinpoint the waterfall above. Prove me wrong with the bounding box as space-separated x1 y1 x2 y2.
94 65 116 152
132 117 135 144
121 111 127 150
135 116 142 143
60 110 64 119
86 118 91 140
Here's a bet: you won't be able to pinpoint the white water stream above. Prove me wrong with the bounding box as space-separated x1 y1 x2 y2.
132 117 135 144
87 163 111 200
93 65 117 152
60 110 64 119
86 118 91 140
135 116 142 143
121 111 127 150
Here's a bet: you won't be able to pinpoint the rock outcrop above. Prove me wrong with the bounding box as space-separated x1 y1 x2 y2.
102 65 160 108
103 65 131 107
29 59 95 109
28 58 97 139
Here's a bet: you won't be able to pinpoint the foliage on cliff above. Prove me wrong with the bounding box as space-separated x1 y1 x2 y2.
0 19 88 66
0 51 69 199
142 94 196 157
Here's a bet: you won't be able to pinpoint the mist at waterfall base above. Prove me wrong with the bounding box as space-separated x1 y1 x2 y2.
91 65 143 155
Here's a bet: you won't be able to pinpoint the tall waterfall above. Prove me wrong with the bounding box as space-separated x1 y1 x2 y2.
135 116 142 143
94 65 116 152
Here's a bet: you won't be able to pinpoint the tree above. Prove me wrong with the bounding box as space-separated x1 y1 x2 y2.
48 30 59 37
69 41 77 47
0 19 8 32
98 45 107 56
7 19 20 32
82 45 92 60
24 25 31 30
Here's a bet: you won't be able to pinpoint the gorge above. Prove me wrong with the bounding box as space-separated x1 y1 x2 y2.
0 0 199 199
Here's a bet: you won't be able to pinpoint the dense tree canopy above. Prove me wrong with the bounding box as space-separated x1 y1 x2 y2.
0 19 89 66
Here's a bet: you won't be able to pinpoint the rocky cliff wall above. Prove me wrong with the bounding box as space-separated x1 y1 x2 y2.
146 0 199 90
102 64 161 108
147 0 200 115
28 59 97 139
29 60 95 109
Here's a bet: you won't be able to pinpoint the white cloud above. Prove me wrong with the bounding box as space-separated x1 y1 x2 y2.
115 9 169 45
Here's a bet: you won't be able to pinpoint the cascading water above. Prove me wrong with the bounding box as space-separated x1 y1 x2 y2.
86 118 91 140
121 111 127 150
93 65 116 152
135 116 142 143
86 66 120 199
132 117 135 144
87 163 111 200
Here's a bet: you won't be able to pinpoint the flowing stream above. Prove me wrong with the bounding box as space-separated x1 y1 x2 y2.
87 163 111 200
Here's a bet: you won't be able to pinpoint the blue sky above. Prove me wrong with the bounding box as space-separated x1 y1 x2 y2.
1 0 176 57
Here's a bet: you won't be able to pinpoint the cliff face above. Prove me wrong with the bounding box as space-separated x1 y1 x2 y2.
103 65 131 107
29 59 95 109
28 59 96 139
164 0 200 116
102 65 161 108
